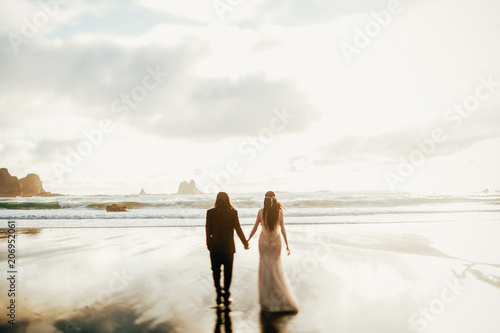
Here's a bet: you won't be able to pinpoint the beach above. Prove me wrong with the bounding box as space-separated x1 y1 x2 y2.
1 218 500 333
3 0 499 330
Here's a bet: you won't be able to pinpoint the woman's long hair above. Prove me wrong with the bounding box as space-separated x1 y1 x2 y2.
262 191 284 231
214 192 234 213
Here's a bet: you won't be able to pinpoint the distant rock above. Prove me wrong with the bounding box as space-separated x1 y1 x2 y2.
20 174 44 197
139 188 147 195
176 180 202 195
106 204 128 212
482 188 489 194
0 168 56 197
0 168 22 197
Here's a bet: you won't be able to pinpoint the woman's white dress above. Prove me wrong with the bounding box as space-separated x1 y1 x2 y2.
258 209 299 313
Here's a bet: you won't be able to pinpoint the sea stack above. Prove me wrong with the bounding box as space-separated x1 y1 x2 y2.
139 188 147 195
176 180 202 194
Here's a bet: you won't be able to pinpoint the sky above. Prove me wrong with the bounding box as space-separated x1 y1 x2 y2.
1 0 499 195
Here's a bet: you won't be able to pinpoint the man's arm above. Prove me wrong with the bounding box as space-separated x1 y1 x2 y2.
233 210 249 249
205 210 212 250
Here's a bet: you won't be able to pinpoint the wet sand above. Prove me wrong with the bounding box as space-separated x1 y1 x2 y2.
1 221 500 332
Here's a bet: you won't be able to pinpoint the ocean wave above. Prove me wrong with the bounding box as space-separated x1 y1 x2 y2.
287 197 499 208
0 192 498 213
83 202 154 210
1 208 499 221
0 202 62 210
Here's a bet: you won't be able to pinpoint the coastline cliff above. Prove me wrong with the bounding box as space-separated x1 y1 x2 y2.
0 168 59 197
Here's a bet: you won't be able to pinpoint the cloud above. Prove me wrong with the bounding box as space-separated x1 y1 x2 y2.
253 0 395 26
135 0 219 24
315 107 500 165
251 38 286 53
1 0 107 39
0 33 321 140
134 74 321 140
134 0 412 27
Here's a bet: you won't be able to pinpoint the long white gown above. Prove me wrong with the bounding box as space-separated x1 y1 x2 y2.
258 209 299 313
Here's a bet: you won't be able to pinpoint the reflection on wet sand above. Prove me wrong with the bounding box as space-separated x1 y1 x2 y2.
0 228 41 239
260 311 297 333
0 321 29 333
53 303 176 333
214 308 232 333
2 223 500 332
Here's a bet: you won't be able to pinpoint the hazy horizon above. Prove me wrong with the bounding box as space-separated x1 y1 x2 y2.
1 0 499 195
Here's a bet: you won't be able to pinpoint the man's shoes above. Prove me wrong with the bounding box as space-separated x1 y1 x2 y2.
216 292 223 305
216 288 223 305
223 290 232 306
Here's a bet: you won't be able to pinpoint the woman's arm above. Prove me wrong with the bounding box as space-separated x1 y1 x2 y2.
247 209 262 242
279 210 291 255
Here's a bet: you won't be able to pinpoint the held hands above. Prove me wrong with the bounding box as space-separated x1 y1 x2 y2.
244 239 250 250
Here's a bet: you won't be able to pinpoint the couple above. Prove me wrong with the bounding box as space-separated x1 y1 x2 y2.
206 191 299 313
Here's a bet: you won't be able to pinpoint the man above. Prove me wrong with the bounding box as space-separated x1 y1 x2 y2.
206 192 249 306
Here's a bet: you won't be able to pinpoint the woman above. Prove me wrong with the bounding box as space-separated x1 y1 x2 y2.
248 191 299 313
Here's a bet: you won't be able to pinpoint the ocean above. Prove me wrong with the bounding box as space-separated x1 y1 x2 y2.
1 191 499 228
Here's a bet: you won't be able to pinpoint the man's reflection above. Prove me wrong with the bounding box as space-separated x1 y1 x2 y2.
214 308 232 333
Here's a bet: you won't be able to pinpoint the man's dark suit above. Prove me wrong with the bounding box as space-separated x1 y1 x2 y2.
206 207 248 300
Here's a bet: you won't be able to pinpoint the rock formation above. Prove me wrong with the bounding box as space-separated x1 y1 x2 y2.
139 188 147 195
176 180 202 194
0 168 56 197
106 204 128 212
0 168 22 197
20 174 44 197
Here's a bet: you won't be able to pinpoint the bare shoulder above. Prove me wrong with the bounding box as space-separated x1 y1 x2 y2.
257 208 263 221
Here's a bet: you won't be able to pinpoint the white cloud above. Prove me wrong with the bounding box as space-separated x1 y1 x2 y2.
0 34 321 140
135 0 218 24
316 107 500 165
